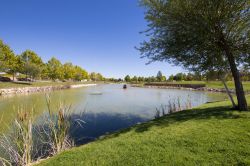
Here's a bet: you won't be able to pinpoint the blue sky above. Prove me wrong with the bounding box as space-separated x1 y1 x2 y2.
0 0 184 78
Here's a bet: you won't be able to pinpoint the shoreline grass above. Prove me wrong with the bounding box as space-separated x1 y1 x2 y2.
37 96 250 166
141 81 250 91
0 81 98 89
1 81 250 91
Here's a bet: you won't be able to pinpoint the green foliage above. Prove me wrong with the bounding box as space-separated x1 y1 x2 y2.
47 57 64 81
168 75 174 81
124 75 131 82
156 71 163 81
131 76 138 82
175 73 186 81
18 50 44 79
138 76 144 82
0 39 101 82
0 40 18 78
62 63 75 80
139 0 249 110
74 66 88 81
167 71 234 82
139 0 249 71
89 72 104 81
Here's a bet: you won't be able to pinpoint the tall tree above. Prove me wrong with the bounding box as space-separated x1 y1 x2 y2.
139 0 249 110
74 66 88 81
63 63 75 80
47 57 63 80
131 76 138 82
96 73 104 81
0 40 18 80
156 71 163 82
168 75 174 81
124 75 131 82
19 50 44 80
90 72 97 81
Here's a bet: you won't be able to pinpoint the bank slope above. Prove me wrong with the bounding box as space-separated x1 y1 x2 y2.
38 97 250 166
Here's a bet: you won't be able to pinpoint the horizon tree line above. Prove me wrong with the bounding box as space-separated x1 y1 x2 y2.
124 70 250 83
0 39 104 81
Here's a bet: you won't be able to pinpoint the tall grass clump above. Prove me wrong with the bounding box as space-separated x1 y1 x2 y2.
0 95 82 165
155 105 167 118
0 108 34 166
39 95 74 155
155 97 193 118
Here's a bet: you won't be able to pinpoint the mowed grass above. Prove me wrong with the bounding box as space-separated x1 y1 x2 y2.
37 96 250 166
206 81 250 91
188 81 250 91
147 81 250 91
0 81 94 89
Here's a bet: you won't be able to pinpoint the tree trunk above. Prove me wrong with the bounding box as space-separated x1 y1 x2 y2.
223 44 248 111
12 73 15 81
221 78 236 108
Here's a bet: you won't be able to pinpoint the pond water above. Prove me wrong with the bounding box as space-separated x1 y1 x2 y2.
0 84 227 145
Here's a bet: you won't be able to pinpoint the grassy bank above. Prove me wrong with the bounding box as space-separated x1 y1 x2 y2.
178 81 250 91
0 81 96 89
142 81 250 91
206 81 250 91
37 96 250 166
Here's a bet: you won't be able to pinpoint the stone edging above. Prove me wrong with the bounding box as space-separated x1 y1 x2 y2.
0 84 96 96
131 85 236 93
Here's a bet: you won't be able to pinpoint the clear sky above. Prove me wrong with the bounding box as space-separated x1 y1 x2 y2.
0 0 184 78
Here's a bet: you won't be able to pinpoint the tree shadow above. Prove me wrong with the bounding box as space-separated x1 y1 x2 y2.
134 106 243 133
12 81 32 85
101 104 247 140
68 112 150 146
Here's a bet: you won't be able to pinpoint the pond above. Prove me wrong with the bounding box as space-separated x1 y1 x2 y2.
0 84 227 145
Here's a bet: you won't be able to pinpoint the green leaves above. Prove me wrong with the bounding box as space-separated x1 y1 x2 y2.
19 50 44 79
47 57 64 81
0 39 94 81
139 0 249 110
138 0 249 72
0 40 17 74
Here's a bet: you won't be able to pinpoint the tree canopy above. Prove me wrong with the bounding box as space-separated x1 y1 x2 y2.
0 40 18 78
156 71 163 81
0 39 96 82
124 75 131 82
19 50 44 79
139 0 249 110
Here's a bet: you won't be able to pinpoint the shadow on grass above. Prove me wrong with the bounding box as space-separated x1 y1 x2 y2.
12 81 32 85
66 112 150 146
103 104 248 140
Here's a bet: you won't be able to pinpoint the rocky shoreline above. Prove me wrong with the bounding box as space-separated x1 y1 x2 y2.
131 84 236 93
0 84 96 96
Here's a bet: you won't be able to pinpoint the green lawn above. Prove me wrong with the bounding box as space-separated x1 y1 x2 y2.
206 81 250 91
145 81 250 91
186 81 250 91
37 96 250 166
0 81 95 89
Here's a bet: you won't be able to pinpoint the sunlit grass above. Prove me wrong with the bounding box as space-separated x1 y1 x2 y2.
0 81 94 89
37 96 250 166
145 81 250 91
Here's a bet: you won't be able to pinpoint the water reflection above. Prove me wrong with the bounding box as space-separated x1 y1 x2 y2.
0 84 227 136
69 112 150 145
